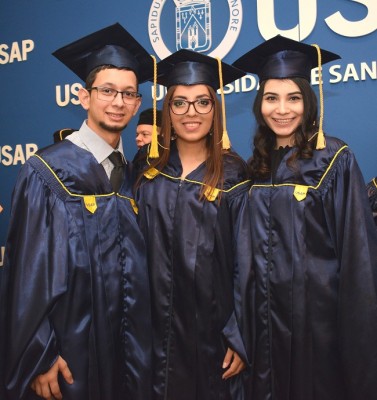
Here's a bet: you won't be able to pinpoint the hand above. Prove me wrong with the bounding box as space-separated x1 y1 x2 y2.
30 356 74 399
222 347 245 380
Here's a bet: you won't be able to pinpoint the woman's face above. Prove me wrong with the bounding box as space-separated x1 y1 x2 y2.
261 79 304 147
169 84 214 145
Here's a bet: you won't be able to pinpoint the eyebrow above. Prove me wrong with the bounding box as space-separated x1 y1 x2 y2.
263 91 302 96
172 94 212 100
96 82 137 91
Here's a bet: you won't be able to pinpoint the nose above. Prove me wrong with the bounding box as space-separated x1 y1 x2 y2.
277 100 288 114
187 102 197 116
112 91 124 105
136 134 143 146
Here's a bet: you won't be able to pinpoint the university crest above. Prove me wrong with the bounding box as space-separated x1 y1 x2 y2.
174 0 212 52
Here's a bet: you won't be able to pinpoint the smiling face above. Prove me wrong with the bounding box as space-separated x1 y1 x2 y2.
79 68 141 145
261 79 304 147
169 84 214 145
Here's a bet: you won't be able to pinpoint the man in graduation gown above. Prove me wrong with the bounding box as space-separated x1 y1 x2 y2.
0 23 153 400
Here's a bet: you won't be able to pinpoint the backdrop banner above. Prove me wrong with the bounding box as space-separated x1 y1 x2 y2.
1 0 376 266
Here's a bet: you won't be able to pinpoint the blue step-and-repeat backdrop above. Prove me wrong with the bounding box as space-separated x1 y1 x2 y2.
0 0 376 267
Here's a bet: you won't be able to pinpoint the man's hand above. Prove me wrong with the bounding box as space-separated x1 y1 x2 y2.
30 356 74 399
222 347 246 380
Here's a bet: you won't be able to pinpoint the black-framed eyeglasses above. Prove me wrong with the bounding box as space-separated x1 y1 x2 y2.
87 86 142 104
169 98 214 115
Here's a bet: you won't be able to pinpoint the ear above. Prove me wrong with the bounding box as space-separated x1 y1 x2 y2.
132 98 142 116
78 87 91 110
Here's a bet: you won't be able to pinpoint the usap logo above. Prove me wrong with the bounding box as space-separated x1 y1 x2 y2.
176 0 211 52
149 0 243 59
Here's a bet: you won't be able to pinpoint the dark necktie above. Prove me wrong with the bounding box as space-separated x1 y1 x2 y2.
108 151 125 192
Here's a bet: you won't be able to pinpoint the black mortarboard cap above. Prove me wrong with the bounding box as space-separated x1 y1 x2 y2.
52 23 153 83
232 35 340 82
156 49 245 89
137 108 162 127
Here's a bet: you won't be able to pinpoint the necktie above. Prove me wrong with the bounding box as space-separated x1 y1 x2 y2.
108 151 125 192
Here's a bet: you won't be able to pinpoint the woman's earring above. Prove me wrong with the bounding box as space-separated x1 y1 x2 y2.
171 126 177 140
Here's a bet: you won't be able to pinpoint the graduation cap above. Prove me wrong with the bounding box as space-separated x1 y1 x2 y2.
52 23 154 83
147 49 245 157
232 35 340 82
53 128 76 143
232 35 341 149
156 49 245 89
137 108 162 127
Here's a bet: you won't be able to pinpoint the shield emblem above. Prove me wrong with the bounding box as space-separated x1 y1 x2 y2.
175 0 212 52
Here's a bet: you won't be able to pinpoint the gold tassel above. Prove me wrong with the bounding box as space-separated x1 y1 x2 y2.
149 54 160 158
216 57 231 150
312 44 326 150
222 129 231 149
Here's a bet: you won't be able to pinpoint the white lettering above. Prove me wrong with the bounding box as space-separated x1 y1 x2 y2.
325 0 377 37
56 84 82 107
256 0 376 40
0 144 38 166
360 61 377 80
0 40 35 64
22 39 34 60
329 61 377 83
256 0 317 40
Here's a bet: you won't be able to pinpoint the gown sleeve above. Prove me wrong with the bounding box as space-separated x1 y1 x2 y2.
322 149 377 398
366 177 377 226
1 162 68 399
226 180 253 369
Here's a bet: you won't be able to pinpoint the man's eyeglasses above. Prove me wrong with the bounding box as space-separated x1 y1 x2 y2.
169 98 214 115
87 86 142 105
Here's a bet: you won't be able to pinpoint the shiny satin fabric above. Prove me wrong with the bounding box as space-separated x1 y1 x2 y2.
135 143 251 400
366 177 377 226
0 140 151 400
247 136 377 399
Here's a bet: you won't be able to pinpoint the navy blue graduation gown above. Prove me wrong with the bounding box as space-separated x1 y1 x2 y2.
135 143 252 400
247 136 377 400
366 177 377 226
0 140 151 399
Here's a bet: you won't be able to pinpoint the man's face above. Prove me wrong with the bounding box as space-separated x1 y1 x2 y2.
136 124 155 148
80 68 141 142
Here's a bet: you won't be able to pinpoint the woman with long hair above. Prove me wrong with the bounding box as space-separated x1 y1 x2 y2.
134 50 251 399
233 36 377 399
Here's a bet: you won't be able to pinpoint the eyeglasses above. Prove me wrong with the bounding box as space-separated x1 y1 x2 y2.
169 98 214 115
87 86 142 105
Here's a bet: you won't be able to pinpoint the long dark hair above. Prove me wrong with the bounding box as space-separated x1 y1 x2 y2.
249 77 319 180
136 85 226 199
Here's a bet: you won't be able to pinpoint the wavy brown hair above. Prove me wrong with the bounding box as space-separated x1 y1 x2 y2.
249 77 319 180
136 85 226 200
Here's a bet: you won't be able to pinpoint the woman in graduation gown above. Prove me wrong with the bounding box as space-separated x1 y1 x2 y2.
366 177 377 225
134 50 252 400
232 36 377 399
